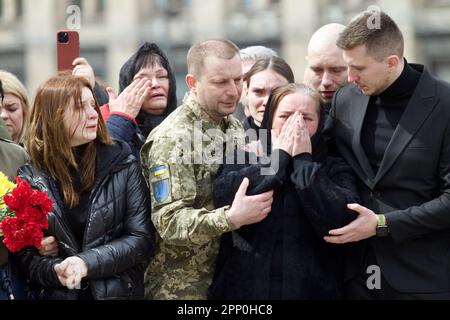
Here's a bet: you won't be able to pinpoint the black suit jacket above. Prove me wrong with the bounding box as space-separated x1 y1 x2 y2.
329 64 450 293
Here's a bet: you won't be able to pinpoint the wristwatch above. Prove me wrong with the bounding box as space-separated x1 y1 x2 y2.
376 214 389 237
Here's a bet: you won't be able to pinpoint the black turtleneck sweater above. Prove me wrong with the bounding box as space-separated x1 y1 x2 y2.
62 144 92 251
243 116 260 143
361 63 421 176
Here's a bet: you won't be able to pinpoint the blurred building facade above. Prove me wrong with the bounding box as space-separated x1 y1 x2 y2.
1 0 450 98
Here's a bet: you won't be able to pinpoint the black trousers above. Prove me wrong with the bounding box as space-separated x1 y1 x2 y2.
345 245 450 300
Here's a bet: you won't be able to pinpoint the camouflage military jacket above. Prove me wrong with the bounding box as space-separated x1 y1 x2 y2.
0 118 12 140
141 93 245 299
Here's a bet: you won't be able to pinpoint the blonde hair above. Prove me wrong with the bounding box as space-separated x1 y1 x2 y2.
0 70 30 143
240 45 278 62
187 39 240 78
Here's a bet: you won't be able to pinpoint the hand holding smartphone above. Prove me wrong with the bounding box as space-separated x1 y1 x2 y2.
56 30 80 71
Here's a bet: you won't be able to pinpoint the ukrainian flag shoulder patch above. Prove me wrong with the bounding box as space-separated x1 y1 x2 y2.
150 164 172 205
152 165 167 177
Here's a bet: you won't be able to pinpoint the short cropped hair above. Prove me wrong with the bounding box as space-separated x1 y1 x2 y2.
337 11 404 61
240 46 278 62
187 39 240 78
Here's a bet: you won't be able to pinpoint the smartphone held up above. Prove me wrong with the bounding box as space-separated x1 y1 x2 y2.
56 30 80 72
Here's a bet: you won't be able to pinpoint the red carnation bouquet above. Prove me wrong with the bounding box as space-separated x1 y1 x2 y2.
0 172 53 253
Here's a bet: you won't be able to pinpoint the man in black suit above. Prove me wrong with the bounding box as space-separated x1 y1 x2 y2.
324 10 450 299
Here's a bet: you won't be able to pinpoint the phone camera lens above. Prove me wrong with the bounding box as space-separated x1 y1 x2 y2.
58 32 69 44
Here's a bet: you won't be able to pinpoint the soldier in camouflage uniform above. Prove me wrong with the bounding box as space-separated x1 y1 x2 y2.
141 39 274 299
0 118 11 140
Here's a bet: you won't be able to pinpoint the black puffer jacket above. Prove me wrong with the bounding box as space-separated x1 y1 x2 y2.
14 140 155 300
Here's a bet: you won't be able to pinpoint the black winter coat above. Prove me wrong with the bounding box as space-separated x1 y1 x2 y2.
14 141 155 300
209 149 359 300
104 43 178 160
118 42 178 139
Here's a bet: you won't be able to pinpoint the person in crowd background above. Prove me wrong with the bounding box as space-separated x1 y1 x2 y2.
234 45 278 121
243 56 294 144
0 71 30 144
303 23 348 112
